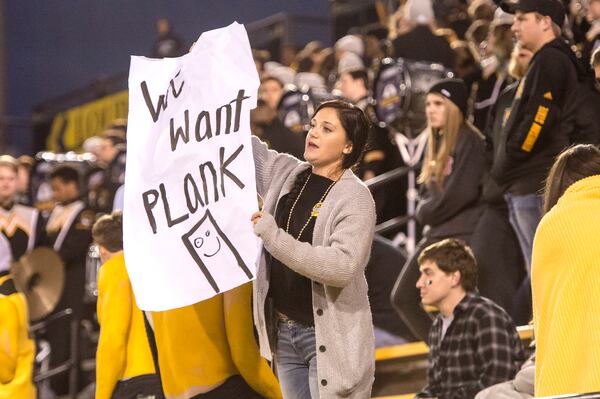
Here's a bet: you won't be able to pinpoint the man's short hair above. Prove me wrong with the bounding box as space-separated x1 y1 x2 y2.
0 155 18 173
592 47 600 68
418 238 478 291
92 210 123 252
49 165 80 187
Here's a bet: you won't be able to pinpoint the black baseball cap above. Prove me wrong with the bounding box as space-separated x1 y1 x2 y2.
500 0 565 27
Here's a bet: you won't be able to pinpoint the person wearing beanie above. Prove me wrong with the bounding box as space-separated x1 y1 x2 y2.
0 233 36 399
93 211 164 399
392 0 455 69
392 78 487 342
427 78 469 115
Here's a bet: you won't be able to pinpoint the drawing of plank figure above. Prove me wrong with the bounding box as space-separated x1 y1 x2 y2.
181 209 253 294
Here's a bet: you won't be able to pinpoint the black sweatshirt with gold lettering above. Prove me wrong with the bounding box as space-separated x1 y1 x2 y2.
490 38 586 194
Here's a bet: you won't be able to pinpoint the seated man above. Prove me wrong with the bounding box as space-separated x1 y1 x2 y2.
0 233 36 399
415 239 525 399
93 211 164 399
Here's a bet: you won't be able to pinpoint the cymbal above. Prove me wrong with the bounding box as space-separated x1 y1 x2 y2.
11 247 65 321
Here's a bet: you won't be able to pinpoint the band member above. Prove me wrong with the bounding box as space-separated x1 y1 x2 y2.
43 165 94 395
146 284 282 399
0 155 43 261
251 100 376 398
0 233 36 399
93 211 164 399
415 239 524 398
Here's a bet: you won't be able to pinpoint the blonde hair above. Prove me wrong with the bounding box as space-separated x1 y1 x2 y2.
418 95 463 187
508 45 529 79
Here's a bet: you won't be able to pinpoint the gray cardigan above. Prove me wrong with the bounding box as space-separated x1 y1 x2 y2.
251 137 376 398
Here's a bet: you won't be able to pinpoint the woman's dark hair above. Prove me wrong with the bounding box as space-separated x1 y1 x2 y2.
92 210 123 253
543 144 600 213
313 99 370 170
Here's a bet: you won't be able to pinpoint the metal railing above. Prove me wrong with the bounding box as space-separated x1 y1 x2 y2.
365 163 420 252
31 308 79 399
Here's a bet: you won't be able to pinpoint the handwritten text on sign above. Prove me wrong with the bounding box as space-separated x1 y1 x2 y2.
124 22 260 311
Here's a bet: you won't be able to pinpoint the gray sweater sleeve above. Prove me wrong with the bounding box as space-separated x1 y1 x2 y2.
253 184 376 288
251 135 301 196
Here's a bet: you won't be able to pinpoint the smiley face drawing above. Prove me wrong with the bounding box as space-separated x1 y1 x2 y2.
193 230 221 258
182 209 253 294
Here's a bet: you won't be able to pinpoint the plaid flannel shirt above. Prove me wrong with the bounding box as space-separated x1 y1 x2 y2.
417 293 525 399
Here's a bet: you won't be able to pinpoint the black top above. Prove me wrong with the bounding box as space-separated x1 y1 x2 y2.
490 38 585 194
269 172 334 326
392 25 455 70
416 125 486 239
43 204 94 317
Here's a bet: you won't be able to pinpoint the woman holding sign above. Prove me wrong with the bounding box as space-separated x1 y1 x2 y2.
251 100 376 398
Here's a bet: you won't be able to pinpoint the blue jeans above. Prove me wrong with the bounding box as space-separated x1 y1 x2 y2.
504 193 543 273
276 318 319 399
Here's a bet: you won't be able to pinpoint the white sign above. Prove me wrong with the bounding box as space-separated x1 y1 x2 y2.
124 22 260 311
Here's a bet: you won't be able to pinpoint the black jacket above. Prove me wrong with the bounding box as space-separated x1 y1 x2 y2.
392 25 455 70
481 82 518 206
416 124 486 239
490 38 586 194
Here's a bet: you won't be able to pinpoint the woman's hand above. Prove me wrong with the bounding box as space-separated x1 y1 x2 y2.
251 211 264 226
251 210 277 239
